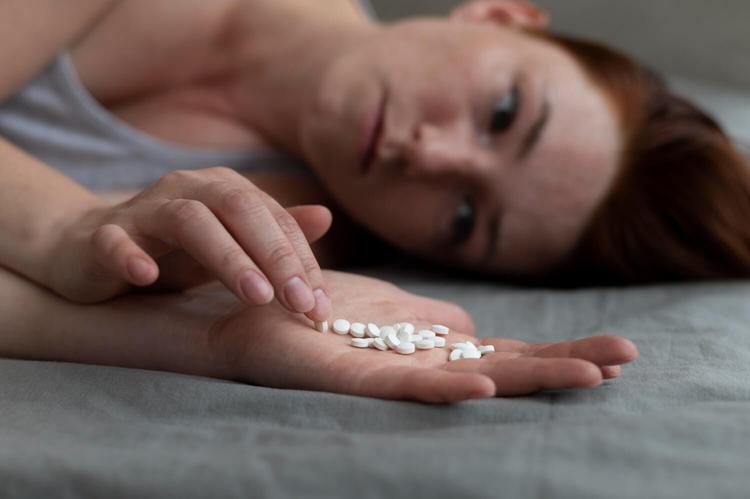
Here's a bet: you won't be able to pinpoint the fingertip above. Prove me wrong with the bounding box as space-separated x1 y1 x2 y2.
467 376 496 400
239 270 275 305
601 365 622 379
305 288 331 322
580 362 604 387
127 257 158 285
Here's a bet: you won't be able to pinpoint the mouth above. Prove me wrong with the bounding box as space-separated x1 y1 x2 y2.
360 90 387 174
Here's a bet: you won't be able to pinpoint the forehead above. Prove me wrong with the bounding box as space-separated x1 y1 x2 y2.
493 40 622 274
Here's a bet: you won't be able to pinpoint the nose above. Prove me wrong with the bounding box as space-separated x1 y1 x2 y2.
401 122 488 178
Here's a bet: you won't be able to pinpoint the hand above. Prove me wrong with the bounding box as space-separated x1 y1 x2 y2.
46 167 332 321
205 271 639 403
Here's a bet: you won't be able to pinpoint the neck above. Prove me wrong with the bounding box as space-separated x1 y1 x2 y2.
224 0 377 158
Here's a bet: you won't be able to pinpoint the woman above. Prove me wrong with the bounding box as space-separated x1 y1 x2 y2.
6 0 743 401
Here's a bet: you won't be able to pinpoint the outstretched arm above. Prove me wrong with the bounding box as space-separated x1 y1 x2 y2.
0 267 637 403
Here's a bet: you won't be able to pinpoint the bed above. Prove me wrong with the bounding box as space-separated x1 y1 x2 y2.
2 262 750 498
3 3 750 495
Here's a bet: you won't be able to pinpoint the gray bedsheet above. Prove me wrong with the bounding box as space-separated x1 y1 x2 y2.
2 268 750 499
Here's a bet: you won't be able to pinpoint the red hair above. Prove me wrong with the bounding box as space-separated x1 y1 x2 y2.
541 34 750 285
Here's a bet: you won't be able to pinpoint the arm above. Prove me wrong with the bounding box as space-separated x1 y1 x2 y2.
0 266 638 403
0 0 120 284
0 264 233 379
0 0 119 102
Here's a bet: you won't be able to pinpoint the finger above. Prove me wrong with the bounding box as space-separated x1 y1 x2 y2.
405 294 476 334
195 184 321 317
357 365 495 403
90 224 159 286
445 357 603 396
286 205 333 244
137 199 274 306
257 192 331 321
527 335 639 366
601 365 621 379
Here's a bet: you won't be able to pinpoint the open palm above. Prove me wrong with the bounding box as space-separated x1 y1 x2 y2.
202 271 638 403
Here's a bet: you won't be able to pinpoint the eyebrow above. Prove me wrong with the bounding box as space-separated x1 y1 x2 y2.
517 98 551 162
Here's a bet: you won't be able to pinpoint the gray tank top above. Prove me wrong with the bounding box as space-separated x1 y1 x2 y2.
0 0 376 190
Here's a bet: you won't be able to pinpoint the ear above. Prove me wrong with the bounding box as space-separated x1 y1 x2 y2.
449 0 549 31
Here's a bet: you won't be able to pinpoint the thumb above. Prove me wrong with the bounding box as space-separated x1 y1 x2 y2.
286 205 333 243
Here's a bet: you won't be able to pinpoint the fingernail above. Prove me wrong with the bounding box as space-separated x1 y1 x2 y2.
283 276 315 313
128 258 154 284
239 270 274 305
307 288 332 321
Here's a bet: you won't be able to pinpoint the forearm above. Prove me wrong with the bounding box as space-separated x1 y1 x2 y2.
0 265 234 379
0 0 119 101
0 137 107 284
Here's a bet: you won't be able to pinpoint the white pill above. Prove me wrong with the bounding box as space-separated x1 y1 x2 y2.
397 329 412 344
416 339 435 350
418 330 436 339
380 325 396 338
433 337 446 348
333 319 350 335
463 350 481 359
449 349 463 361
396 342 416 355
463 341 478 353
450 342 470 351
432 324 450 335
366 323 381 338
351 338 373 348
350 322 366 337
314 321 329 334
372 338 388 351
478 345 495 354
400 323 415 335
383 329 400 349
409 334 422 343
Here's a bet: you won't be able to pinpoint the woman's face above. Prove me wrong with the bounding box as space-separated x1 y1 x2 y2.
300 16 622 276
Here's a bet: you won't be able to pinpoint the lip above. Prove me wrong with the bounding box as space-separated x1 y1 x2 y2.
360 90 387 174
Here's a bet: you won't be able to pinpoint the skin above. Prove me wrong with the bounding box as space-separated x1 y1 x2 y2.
0 265 637 402
0 0 639 401
297 16 622 277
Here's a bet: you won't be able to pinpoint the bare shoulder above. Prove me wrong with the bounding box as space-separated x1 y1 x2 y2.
69 0 243 105
0 0 119 102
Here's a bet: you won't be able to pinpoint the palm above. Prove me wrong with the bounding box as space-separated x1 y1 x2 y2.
203 271 638 403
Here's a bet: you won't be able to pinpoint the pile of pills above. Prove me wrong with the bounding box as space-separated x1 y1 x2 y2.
313 320 494 361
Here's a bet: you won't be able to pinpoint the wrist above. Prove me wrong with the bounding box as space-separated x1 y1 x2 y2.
35 198 109 291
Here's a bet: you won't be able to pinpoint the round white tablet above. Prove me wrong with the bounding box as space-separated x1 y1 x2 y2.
433 337 446 348
372 338 388 351
416 339 435 350
449 349 463 361
382 328 400 349
418 330 436 339
396 342 416 355
351 338 372 348
463 350 481 359
350 322 366 337
400 323 415 335
366 323 381 338
396 329 412 344
432 324 450 335
333 319 350 335
478 345 495 354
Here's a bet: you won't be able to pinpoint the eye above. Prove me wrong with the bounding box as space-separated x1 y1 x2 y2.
489 85 520 134
449 197 476 247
